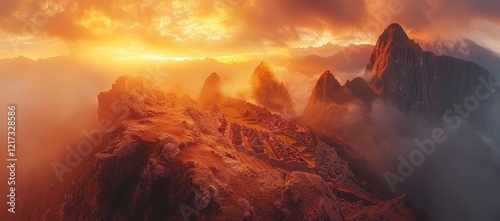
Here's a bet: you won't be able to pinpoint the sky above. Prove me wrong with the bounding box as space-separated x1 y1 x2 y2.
0 0 499 61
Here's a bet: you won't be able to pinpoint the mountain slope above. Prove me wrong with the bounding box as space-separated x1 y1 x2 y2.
421 38 500 80
37 76 427 221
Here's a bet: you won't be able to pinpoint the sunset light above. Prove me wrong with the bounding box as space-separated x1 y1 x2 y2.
2 1 500 220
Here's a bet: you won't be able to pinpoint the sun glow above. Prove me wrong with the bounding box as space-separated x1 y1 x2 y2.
139 54 192 61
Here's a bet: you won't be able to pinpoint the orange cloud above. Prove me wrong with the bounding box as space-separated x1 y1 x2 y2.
0 0 499 59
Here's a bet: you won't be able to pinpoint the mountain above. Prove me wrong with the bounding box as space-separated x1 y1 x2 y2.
421 38 500 80
302 71 353 122
366 23 499 128
37 75 426 220
344 77 377 104
302 71 376 123
198 72 223 102
250 61 296 116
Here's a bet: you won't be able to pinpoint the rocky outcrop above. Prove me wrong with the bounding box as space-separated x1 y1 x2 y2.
250 61 296 116
97 75 166 124
48 76 231 220
274 172 344 221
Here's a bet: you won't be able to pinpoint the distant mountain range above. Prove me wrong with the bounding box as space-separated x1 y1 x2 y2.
420 38 500 80
288 34 500 83
287 44 374 78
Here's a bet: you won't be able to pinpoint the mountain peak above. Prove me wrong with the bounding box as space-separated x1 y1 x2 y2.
256 61 272 71
302 70 352 122
199 72 222 102
208 72 220 79
252 61 278 82
382 23 409 41
318 70 341 89
250 62 296 116
387 23 405 33
366 23 423 82
321 70 333 77
375 23 419 51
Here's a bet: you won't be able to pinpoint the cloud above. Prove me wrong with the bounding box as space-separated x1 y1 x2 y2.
0 0 499 57
226 0 368 45
381 0 500 46
273 65 321 114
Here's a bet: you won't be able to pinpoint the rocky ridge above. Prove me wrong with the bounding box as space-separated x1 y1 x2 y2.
41 76 426 221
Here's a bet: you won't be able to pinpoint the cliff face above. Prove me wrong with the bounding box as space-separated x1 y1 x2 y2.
366 23 497 128
366 23 440 118
250 61 296 116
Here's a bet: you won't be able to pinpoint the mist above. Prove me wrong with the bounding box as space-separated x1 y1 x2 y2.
0 56 317 189
309 93 500 220
3 53 499 220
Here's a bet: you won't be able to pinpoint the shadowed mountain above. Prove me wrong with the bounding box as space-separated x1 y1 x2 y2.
421 38 500 80
366 23 499 129
198 72 223 102
302 71 352 122
344 77 377 104
302 71 376 123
